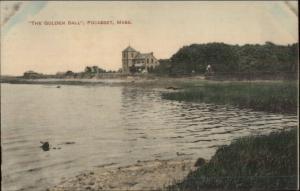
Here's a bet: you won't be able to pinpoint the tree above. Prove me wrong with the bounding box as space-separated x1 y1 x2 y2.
167 42 298 76
151 59 172 74
129 64 137 74
85 66 92 73
65 70 74 75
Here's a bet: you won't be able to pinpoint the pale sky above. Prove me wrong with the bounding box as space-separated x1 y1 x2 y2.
0 1 298 75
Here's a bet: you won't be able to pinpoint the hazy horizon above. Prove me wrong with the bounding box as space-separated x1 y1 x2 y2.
1 1 298 76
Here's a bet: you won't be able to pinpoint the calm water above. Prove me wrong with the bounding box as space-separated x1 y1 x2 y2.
1 83 297 191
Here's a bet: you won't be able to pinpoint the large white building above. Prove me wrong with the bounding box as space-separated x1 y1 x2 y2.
122 46 160 73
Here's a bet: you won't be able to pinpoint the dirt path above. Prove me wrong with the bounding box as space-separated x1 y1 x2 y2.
50 159 197 191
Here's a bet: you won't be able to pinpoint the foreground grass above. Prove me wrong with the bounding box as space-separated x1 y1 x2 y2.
162 81 298 114
166 128 298 191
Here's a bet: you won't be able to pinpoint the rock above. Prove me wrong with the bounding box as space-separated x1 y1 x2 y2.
176 152 185 156
40 142 50 151
57 86 61 88
166 86 179 90
64 141 75 145
125 182 138 187
194 157 206 167
89 181 95 185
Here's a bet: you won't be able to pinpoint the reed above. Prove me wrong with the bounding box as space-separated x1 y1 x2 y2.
162 81 298 114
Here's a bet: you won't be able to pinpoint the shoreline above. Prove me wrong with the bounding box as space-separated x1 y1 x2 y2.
49 128 298 191
0 76 291 87
49 159 197 191
0 76 209 89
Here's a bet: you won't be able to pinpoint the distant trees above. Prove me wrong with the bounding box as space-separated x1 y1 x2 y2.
84 66 92 73
84 66 106 74
149 59 172 75
81 66 107 77
65 70 74 76
163 42 298 76
52 66 112 79
170 43 239 74
23 71 44 79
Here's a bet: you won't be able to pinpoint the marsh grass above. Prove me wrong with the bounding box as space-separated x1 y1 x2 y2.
162 81 298 114
166 128 298 191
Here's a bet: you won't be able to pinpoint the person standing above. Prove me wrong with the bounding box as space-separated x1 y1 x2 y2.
206 64 212 74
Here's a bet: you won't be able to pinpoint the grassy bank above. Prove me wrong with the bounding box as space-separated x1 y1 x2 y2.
167 128 298 191
162 81 298 114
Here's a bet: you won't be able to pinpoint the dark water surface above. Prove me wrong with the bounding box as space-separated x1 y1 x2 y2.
1 84 297 191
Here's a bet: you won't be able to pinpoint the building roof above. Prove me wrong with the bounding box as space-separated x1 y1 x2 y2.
135 53 152 59
123 46 137 52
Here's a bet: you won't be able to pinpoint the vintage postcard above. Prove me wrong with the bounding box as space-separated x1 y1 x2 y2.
0 1 298 191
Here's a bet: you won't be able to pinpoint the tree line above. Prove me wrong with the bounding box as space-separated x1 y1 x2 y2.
56 66 118 78
152 42 298 76
22 66 119 79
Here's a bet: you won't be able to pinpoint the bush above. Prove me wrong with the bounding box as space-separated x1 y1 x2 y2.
167 128 298 191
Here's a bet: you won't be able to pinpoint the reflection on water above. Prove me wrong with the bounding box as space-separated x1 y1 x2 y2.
1 84 298 191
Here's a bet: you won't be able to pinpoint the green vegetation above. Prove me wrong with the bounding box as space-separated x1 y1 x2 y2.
152 42 298 79
151 59 172 75
18 66 119 79
167 128 298 191
162 81 298 114
60 66 115 78
163 81 298 190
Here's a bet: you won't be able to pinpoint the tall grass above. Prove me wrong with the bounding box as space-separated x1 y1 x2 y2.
166 128 298 191
162 81 298 114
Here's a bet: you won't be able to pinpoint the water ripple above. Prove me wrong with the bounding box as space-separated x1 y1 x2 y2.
1 84 298 191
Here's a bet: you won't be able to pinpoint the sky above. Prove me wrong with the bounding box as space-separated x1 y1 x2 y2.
0 1 298 76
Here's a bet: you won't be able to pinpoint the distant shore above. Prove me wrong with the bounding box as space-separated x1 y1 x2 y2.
0 75 289 86
0 75 206 88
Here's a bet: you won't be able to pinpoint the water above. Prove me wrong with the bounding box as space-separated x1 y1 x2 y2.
1 83 297 191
